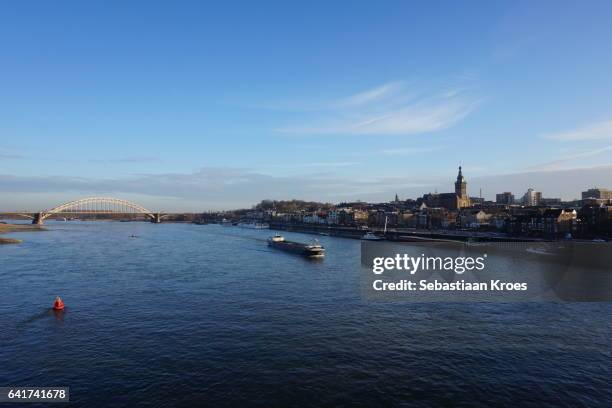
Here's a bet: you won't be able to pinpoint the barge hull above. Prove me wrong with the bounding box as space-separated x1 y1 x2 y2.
268 241 325 257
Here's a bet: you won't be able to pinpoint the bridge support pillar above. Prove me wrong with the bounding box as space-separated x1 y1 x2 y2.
32 212 44 225
151 213 162 223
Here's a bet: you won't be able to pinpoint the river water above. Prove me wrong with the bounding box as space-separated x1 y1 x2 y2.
1 222 611 407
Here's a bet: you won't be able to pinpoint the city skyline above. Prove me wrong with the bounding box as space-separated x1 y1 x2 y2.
2 165 610 212
2 1 612 211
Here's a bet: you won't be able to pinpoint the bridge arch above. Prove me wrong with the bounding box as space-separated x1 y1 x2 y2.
34 197 159 224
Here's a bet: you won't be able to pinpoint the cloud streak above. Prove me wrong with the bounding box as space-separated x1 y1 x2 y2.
333 81 404 108
276 81 479 136
545 120 612 141
0 151 162 164
526 145 612 172
88 156 163 163
379 146 445 156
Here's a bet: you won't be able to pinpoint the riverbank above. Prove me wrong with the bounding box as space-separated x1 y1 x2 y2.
0 237 22 244
268 222 544 242
0 223 45 244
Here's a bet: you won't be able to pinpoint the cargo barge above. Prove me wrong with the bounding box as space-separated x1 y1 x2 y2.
267 235 325 258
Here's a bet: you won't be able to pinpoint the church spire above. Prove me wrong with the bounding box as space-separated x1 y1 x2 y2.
455 165 467 198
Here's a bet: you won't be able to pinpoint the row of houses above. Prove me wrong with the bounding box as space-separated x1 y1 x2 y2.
256 203 612 239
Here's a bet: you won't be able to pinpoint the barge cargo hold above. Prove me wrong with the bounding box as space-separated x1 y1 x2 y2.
267 235 325 258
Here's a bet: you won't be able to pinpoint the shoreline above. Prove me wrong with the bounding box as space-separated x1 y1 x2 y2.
268 222 546 243
0 223 46 244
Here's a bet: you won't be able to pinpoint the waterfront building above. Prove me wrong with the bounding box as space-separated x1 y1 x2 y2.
562 199 585 209
579 203 612 236
398 211 416 227
459 209 491 229
508 208 545 236
522 188 542 206
540 197 562 206
352 209 369 225
506 206 576 237
489 213 510 230
582 188 612 205
542 209 577 237
303 212 327 224
582 187 612 200
328 207 369 226
496 192 515 205
327 209 340 225
369 210 399 227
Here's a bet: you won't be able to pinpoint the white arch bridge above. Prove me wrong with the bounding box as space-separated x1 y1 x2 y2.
7 197 166 225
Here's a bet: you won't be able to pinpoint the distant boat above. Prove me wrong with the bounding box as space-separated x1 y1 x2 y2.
362 216 387 241
220 218 232 226
267 234 325 258
361 232 382 241
238 222 269 229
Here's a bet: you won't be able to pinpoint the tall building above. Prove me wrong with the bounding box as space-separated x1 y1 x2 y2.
522 188 542 206
496 192 515 205
421 167 471 210
582 188 612 201
455 166 467 198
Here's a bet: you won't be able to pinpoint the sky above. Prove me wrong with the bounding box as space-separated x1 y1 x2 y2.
2 0 612 211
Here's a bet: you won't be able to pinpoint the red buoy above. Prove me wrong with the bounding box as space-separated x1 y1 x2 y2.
53 296 65 310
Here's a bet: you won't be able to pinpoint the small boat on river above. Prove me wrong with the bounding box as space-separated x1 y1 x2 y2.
361 231 383 241
361 216 388 241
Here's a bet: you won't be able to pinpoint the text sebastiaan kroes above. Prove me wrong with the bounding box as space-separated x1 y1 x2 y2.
371 254 527 292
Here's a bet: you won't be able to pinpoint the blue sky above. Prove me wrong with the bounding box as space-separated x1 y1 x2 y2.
2 1 612 211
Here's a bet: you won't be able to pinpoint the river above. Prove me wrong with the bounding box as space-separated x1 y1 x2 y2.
1 222 611 407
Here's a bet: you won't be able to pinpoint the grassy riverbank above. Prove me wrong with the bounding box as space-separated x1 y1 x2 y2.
0 223 45 244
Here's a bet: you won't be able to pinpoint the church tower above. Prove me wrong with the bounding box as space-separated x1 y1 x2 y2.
455 166 467 198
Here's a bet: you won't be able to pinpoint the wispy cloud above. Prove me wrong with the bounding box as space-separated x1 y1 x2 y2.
379 146 445 156
259 161 357 170
276 81 479 136
526 145 612 172
545 120 612 141
333 81 404 108
300 161 356 168
0 151 162 164
89 156 163 163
